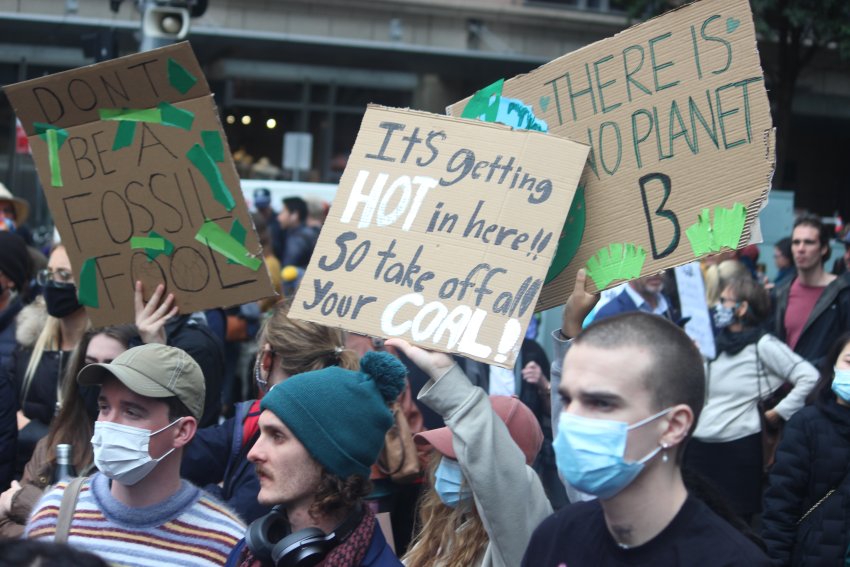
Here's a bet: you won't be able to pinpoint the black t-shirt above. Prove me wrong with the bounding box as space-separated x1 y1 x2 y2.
522 496 770 567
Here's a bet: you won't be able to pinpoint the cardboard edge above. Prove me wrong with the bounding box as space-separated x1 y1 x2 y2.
367 103 591 149
447 0 721 116
5 41 209 136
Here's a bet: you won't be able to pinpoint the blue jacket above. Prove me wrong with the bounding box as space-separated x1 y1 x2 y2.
224 519 401 567
182 400 271 523
594 288 672 322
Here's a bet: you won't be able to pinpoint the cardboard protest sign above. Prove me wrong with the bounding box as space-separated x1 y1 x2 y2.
675 262 715 359
449 0 774 311
289 105 588 367
4 42 274 326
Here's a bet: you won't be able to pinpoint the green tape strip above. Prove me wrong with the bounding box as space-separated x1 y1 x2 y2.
78 257 99 308
545 183 586 284
33 123 69 187
144 231 174 262
131 236 166 251
99 108 163 122
196 220 262 271
685 203 748 257
714 203 748 250
159 102 194 131
460 79 504 122
585 243 647 289
45 129 62 187
187 144 236 211
168 58 198 95
112 120 137 150
227 219 248 265
201 130 225 163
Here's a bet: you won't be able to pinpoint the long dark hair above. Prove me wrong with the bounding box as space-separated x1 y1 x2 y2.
805 331 850 405
44 325 138 471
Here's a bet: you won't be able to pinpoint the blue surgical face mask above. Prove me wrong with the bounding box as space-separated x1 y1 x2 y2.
832 368 850 402
434 457 472 508
553 408 671 500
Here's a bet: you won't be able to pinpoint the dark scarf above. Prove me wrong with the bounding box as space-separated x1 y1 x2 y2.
714 327 764 356
238 506 376 567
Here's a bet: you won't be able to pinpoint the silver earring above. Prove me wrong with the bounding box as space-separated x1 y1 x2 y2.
661 443 669 463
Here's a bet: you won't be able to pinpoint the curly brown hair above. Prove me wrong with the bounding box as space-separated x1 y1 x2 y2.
308 469 372 521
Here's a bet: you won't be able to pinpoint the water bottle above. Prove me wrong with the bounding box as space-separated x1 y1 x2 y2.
53 444 77 483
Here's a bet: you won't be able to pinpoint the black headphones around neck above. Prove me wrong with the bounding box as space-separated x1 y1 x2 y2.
245 504 365 567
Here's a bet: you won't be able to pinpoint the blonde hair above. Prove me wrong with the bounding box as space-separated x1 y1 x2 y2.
259 299 358 375
704 259 749 305
20 316 61 406
403 454 490 567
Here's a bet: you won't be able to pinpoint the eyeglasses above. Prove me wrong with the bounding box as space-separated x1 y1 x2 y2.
36 268 75 287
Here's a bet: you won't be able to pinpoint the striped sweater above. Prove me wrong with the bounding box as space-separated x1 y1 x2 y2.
26 473 245 566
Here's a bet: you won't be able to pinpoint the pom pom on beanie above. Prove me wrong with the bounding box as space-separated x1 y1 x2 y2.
360 351 406 403
260 351 406 479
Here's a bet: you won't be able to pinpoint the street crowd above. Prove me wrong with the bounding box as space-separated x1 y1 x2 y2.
0 184 849 566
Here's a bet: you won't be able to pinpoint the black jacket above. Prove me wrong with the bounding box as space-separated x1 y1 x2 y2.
762 390 850 566
0 367 16 489
774 273 850 369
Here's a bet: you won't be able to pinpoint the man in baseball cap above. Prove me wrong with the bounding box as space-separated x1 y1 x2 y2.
26 343 245 566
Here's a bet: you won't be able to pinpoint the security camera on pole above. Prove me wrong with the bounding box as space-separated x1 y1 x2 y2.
122 0 208 52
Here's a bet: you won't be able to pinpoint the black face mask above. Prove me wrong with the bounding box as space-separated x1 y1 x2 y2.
43 282 82 318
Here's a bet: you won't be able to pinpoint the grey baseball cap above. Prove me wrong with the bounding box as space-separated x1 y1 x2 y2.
78 343 205 420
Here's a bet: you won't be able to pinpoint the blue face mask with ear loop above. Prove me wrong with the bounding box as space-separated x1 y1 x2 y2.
553 407 672 500
434 457 472 508
832 367 850 402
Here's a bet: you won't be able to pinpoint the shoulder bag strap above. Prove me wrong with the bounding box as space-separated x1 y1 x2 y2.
755 337 766 401
797 465 850 525
54 476 86 543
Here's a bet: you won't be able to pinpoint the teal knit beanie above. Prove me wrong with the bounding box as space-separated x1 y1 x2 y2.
260 351 406 479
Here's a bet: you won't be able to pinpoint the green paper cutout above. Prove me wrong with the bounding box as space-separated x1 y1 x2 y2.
230 219 247 245
99 108 162 122
167 58 198 94
34 122 69 145
131 236 166 251
201 130 225 163
460 79 504 122
143 231 174 262
685 203 748 257
34 123 69 187
187 144 236 211
227 219 248 264
545 184 586 284
726 17 740 33
585 243 647 289
112 121 137 150
195 220 262 271
159 102 194 131
78 257 99 308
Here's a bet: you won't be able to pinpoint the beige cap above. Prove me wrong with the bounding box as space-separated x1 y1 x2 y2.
78 343 205 420
0 183 29 224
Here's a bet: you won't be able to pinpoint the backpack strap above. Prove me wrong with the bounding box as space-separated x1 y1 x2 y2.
54 476 86 543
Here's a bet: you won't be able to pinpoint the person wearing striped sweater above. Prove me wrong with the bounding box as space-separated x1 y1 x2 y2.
25 343 245 566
